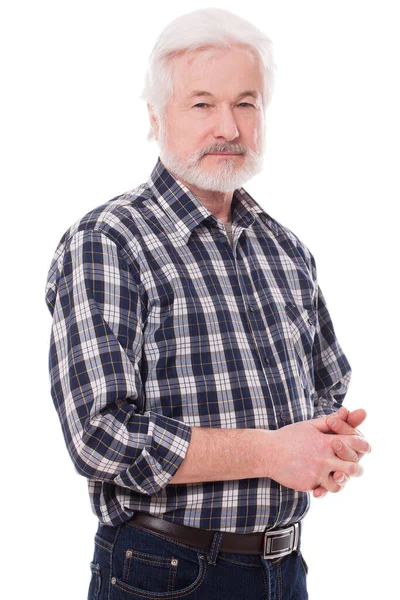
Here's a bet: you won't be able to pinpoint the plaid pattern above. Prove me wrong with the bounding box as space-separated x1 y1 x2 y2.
45 157 351 531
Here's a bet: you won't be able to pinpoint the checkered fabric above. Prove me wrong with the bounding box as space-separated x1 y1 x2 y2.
45 157 351 530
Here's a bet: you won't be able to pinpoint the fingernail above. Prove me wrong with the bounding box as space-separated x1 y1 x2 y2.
337 475 346 484
329 419 337 428
332 440 343 451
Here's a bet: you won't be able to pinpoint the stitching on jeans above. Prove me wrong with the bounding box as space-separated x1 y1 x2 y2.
218 555 262 567
277 562 283 600
109 526 121 599
123 549 132 583
112 555 207 598
130 554 175 567
207 532 223 566
167 561 172 592
89 563 101 600
168 559 177 592
94 535 114 553
261 560 268 600
95 539 113 553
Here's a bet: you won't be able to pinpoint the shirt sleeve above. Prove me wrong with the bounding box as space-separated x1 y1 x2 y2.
46 228 192 496
310 255 352 418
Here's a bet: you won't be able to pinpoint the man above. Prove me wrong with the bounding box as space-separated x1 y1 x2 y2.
45 8 370 600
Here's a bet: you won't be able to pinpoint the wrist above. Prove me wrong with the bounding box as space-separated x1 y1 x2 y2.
256 429 278 479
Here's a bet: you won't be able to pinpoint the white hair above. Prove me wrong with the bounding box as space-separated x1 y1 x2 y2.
140 8 276 142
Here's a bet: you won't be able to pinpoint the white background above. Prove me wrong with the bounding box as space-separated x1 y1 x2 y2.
1 1 398 598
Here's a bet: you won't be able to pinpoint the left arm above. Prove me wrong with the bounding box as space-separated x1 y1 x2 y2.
309 254 370 495
311 276 352 418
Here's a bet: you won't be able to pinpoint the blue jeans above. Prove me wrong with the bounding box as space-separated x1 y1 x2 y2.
88 520 309 599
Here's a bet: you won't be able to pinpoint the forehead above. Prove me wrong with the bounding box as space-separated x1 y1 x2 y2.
170 45 263 102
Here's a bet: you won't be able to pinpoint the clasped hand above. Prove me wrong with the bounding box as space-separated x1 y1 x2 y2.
313 407 371 498
269 407 371 497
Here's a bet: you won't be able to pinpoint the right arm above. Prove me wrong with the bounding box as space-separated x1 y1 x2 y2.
45 228 192 496
169 419 368 492
169 426 271 484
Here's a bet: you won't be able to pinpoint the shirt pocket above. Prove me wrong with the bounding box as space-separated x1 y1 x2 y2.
284 301 317 391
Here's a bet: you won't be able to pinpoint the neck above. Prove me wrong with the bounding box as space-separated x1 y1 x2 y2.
172 174 234 223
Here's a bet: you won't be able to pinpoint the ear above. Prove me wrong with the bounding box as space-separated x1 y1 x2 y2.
147 103 159 140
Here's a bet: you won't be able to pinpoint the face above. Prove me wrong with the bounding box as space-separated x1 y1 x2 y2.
152 44 266 193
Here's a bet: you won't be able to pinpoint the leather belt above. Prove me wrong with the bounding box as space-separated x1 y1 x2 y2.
127 513 300 560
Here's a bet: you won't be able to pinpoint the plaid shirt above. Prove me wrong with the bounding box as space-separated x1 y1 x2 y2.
45 157 351 531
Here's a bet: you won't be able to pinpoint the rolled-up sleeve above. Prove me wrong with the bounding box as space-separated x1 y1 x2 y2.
46 228 191 496
310 255 352 418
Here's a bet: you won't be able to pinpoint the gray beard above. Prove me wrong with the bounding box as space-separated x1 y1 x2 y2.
158 138 265 193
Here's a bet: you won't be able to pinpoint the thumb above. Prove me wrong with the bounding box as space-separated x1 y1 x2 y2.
346 408 367 429
310 408 351 433
310 415 335 433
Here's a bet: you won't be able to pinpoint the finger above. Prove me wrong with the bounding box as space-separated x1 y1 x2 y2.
331 458 365 478
331 438 358 462
321 473 342 494
332 472 350 486
312 408 367 434
335 435 371 457
313 486 328 498
346 408 367 430
313 469 350 496
326 414 358 436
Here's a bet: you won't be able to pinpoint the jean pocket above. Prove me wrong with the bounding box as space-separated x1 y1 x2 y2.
88 562 101 600
111 544 207 598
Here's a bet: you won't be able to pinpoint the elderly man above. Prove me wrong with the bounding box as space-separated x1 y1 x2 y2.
45 8 370 600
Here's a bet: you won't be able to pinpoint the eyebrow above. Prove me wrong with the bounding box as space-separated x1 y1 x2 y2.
187 90 259 101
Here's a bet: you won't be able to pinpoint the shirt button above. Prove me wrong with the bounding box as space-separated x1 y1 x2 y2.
280 411 286 422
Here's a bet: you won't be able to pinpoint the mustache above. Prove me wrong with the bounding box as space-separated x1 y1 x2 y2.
198 143 248 158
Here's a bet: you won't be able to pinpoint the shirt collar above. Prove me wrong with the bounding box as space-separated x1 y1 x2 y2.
146 157 268 243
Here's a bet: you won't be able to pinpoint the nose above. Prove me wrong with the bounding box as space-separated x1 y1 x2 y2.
212 105 239 141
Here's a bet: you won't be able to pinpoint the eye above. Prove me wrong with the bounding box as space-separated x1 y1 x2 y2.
193 103 209 109
238 103 255 108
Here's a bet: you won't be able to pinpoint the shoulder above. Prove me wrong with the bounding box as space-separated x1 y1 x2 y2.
50 179 159 262
258 210 315 273
45 180 155 312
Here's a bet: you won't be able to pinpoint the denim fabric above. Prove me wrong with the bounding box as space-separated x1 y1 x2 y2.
88 521 308 599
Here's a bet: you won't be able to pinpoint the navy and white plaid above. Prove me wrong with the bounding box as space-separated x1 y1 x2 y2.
45 157 351 531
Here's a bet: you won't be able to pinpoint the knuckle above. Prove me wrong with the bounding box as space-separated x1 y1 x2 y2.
332 440 343 452
348 463 357 476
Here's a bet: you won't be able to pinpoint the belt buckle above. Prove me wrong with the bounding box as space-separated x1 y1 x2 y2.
263 523 299 559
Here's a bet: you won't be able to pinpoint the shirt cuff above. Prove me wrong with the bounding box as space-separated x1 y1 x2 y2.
114 412 192 496
313 398 342 419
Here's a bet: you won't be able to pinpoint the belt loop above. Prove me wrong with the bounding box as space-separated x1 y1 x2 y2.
207 531 224 566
